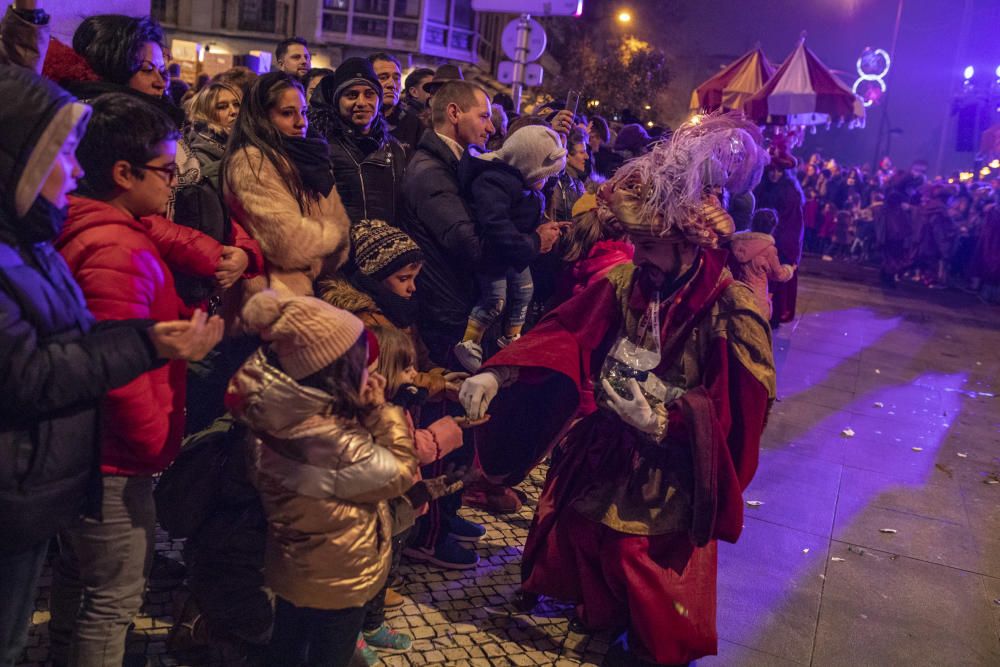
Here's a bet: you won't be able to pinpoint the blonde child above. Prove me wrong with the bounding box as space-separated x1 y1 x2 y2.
356 325 467 663
227 291 418 667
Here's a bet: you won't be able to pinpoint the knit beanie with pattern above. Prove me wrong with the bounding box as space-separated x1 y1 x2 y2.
351 218 424 280
489 125 567 185
242 290 365 380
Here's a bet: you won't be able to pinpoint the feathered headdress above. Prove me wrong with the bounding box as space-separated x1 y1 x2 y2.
599 112 770 247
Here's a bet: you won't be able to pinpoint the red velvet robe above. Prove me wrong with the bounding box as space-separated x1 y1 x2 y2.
480 249 774 664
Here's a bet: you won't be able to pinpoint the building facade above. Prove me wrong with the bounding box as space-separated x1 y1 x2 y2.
153 0 508 82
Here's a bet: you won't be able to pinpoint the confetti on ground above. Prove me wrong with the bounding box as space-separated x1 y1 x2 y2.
912 447 923 452
875 369 881 374
746 500 764 507
802 548 810 554
873 401 884 408
841 428 856 438
831 557 847 562
957 452 968 458
879 528 898 534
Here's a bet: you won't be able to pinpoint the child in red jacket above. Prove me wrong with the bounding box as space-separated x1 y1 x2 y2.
50 93 231 666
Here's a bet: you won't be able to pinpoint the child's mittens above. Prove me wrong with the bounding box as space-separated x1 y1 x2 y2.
405 475 465 508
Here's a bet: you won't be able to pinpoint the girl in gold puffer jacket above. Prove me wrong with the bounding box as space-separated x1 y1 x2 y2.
226 290 418 667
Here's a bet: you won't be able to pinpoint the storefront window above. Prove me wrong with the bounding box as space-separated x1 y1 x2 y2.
353 16 389 37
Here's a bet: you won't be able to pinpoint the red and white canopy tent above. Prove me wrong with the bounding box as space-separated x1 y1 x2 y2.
690 47 775 113
744 38 865 128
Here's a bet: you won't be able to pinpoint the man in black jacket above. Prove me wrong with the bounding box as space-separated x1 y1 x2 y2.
397 80 494 570
0 66 221 666
308 57 406 228
399 80 494 364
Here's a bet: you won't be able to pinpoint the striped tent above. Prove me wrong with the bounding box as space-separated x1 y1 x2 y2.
744 39 865 127
690 48 775 113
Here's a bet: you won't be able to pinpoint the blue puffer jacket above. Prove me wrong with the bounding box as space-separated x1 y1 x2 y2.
458 147 544 275
0 65 158 554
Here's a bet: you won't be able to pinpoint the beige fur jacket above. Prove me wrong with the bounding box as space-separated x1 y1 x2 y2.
224 146 350 296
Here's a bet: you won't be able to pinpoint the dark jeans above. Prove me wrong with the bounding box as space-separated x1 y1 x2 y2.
362 529 411 632
471 268 534 334
267 598 364 667
412 401 476 550
0 540 49 667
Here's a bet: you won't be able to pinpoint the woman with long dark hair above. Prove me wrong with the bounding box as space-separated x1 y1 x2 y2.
222 72 350 297
42 14 184 126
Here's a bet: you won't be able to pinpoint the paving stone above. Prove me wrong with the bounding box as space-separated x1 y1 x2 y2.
17 270 1000 667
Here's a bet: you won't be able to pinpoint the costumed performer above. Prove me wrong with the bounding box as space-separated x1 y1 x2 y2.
458 113 776 665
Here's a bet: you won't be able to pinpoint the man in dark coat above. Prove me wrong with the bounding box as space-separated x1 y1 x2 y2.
0 66 221 666
754 156 805 326
397 80 494 570
308 57 406 228
399 80 494 363
392 67 433 154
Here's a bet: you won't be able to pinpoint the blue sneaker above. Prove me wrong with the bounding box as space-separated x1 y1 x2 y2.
363 624 412 654
403 536 479 570
446 514 486 543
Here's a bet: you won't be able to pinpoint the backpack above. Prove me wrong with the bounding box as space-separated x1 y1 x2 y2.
154 415 247 539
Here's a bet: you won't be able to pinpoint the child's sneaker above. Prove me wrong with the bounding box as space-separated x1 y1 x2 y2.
453 340 483 372
446 514 486 543
363 624 412 653
496 333 520 348
355 634 379 666
403 536 479 569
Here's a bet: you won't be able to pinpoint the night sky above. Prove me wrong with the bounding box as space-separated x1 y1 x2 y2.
581 0 1000 174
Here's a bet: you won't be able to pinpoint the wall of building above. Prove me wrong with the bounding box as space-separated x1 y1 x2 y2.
45 0 152 42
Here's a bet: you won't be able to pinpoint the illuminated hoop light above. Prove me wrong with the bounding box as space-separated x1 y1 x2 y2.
853 47 891 107
852 77 886 108
856 48 891 81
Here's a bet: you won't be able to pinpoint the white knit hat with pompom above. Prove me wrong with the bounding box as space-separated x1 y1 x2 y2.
242 290 365 380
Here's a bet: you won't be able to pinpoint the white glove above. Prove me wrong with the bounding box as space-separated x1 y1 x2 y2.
601 378 664 438
459 372 500 421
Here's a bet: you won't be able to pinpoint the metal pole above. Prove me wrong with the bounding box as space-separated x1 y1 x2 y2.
511 13 530 114
873 0 905 167
935 0 974 175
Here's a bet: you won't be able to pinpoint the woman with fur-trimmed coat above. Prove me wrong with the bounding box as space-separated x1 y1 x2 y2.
222 73 350 298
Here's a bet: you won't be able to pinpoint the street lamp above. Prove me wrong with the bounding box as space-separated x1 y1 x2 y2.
617 10 632 24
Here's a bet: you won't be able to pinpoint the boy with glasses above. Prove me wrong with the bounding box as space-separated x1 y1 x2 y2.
49 94 241 667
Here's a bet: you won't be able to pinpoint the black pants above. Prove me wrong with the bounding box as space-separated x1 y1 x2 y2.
0 540 49 667
267 598 364 667
362 529 411 632
412 400 476 550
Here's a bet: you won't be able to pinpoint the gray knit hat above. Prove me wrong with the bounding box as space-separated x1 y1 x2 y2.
486 125 567 185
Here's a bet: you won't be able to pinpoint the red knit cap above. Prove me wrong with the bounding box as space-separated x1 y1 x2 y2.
242 290 365 380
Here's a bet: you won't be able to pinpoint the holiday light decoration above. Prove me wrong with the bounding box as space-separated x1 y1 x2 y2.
853 47 891 108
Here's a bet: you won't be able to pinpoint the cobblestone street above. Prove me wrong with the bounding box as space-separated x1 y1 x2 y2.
18 262 1000 666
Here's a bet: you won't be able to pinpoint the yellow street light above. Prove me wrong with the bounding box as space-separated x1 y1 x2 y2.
981 166 992 177
646 121 654 128
643 104 651 110
617 10 632 24
990 159 1000 169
